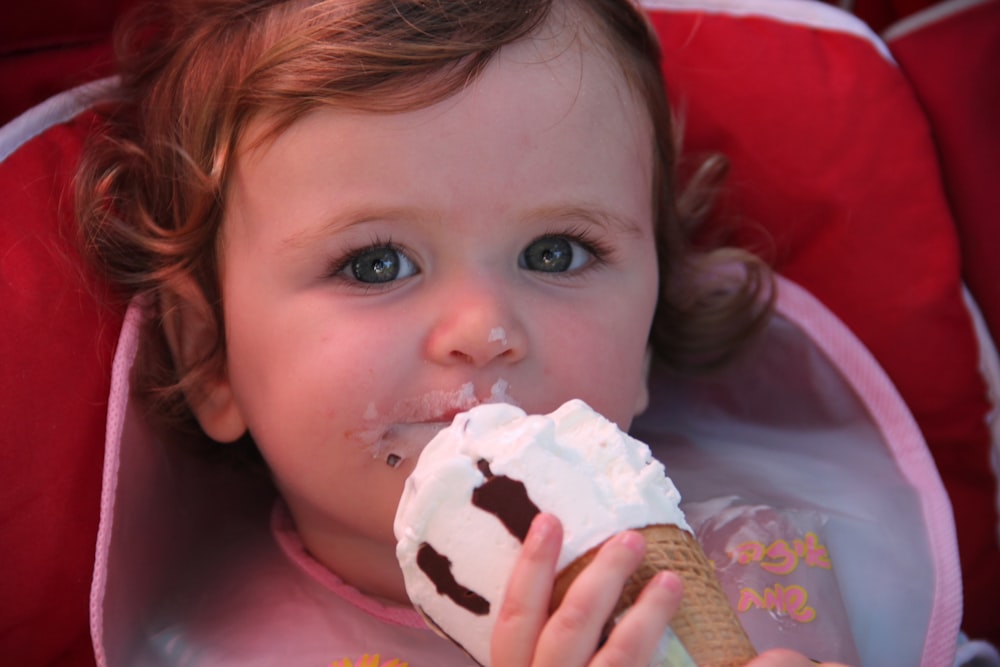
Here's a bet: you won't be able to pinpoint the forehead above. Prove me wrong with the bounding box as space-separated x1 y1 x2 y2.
233 42 654 232
500 2 647 121
239 0 651 163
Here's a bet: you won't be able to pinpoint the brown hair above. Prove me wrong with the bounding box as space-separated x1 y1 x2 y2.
77 0 772 435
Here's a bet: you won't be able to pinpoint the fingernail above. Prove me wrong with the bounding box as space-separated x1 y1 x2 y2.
611 530 646 554
526 513 558 550
651 571 683 594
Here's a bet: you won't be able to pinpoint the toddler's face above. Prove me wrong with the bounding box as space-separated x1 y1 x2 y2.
202 23 658 602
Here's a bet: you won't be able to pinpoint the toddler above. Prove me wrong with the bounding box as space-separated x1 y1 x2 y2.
77 0 841 664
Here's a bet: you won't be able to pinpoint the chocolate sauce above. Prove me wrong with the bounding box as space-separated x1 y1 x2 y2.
417 542 490 615
472 459 540 542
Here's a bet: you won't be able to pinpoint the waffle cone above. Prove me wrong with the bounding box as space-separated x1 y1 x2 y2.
551 524 756 667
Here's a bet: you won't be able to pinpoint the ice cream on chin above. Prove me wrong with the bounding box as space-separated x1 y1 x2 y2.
393 399 756 667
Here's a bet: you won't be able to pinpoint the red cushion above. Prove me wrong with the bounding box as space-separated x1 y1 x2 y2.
885 3 1000 642
646 0 998 644
0 111 123 666
848 0 945 31
887 0 1000 361
0 0 131 126
0 45 117 128
1 2 129 659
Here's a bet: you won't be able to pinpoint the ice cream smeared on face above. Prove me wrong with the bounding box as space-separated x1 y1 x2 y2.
487 327 508 345
393 399 690 664
356 380 519 467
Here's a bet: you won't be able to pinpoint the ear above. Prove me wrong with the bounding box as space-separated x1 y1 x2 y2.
633 346 652 416
161 290 248 443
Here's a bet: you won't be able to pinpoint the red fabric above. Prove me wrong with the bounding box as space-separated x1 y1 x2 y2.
1 4 128 662
888 0 1000 356
887 4 1000 642
847 0 943 31
0 44 117 127
0 0 128 50
650 8 999 645
0 112 123 666
0 0 132 126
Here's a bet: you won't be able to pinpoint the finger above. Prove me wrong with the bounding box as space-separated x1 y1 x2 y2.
531 530 647 666
748 648 851 666
592 570 683 667
491 513 562 667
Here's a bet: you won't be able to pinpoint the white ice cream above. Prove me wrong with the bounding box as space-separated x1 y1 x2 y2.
394 399 689 665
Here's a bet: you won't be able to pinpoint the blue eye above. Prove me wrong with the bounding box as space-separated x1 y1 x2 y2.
520 235 592 273
341 244 417 284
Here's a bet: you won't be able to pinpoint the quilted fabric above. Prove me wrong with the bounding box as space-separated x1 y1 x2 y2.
0 0 129 126
884 1 1000 642
887 0 1000 373
0 111 124 666
849 0 947 30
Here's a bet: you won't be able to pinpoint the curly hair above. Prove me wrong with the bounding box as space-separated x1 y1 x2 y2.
76 0 772 436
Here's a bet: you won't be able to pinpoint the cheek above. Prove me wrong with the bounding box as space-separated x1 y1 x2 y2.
537 307 653 425
221 300 326 442
225 303 416 438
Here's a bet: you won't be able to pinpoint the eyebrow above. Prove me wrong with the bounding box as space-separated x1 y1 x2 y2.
521 203 647 236
277 205 428 253
277 201 647 252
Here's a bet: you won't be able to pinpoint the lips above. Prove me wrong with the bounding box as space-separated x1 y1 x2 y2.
366 419 456 467
418 408 464 426
386 421 451 444
355 380 518 465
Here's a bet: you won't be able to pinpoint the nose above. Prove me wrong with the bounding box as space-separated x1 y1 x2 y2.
424 280 527 368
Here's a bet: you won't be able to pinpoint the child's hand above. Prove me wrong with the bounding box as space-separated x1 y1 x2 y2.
747 649 852 667
491 513 854 667
490 513 683 667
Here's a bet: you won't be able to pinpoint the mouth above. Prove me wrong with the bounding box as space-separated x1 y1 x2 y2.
357 380 517 468
380 422 449 464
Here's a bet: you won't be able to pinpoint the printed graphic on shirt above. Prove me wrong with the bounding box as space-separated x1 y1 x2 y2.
685 500 862 665
732 532 831 621
329 655 408 667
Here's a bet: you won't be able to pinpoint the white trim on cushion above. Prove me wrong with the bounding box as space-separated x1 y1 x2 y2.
963 287 1000 544
640 0 894 61
0 76 118 163
882 0 994 41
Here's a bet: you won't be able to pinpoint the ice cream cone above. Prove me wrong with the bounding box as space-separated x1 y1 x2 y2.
551 524 756 667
